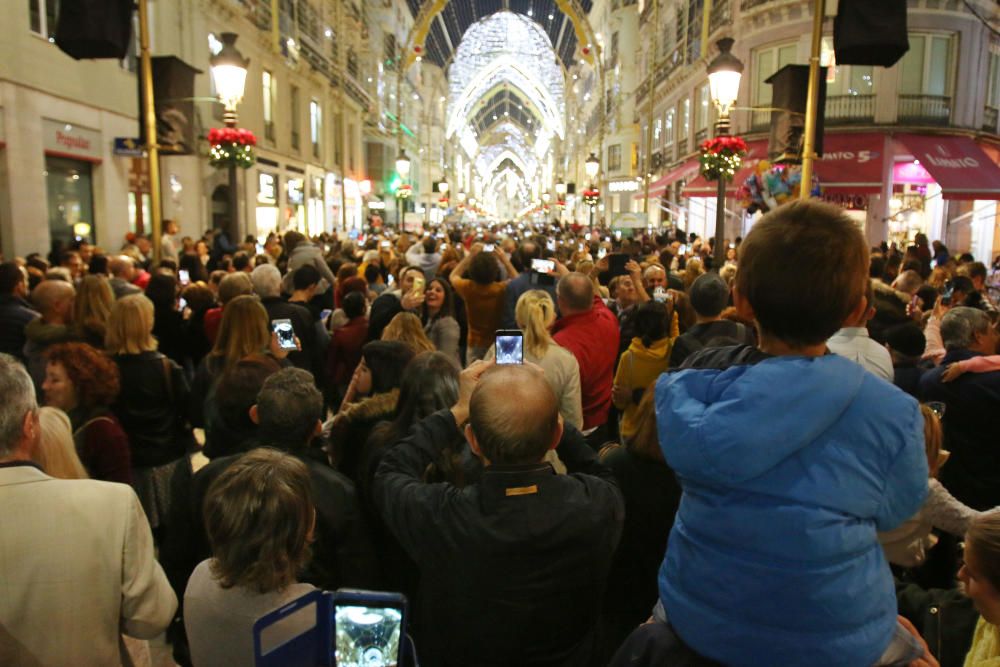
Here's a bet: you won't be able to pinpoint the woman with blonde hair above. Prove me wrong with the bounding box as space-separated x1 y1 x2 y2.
33 406 89 480
74 274 114 348
682 257 705 289
189 294 292 426
381 311 436 355
107 294 195 536
487 290 583 429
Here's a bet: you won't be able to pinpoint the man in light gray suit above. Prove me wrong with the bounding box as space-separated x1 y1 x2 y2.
0 353 176 666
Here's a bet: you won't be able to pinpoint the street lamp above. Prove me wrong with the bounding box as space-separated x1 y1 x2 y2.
541 192 551 205
209 32 249 245
438 181 449 195
706 37 744 270
456 191 466 204
395 150 411 179
584 153 600 181
555 181 566 197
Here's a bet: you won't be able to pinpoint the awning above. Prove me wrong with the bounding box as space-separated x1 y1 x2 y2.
812 132 884 194
682 140 769 198
636 158 701 200
896 134 1000 200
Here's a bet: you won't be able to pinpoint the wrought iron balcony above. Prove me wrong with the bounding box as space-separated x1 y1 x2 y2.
897 95 951 125
825 94 875 124
984 106 999 132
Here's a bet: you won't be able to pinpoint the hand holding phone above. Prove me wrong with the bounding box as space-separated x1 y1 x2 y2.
333 590 407 667
495 330 524 365
178 269 190 285
484 243 495 252
272 319 297 351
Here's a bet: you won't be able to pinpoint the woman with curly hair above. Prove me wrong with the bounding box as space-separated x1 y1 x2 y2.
42 342 131 484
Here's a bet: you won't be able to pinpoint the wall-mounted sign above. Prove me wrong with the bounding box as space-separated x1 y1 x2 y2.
43 119 101 162
613 212 646 228
608 179 641 193
258 173 277 205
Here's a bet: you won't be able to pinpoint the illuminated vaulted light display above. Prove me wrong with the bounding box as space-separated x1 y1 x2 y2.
447 12 565 147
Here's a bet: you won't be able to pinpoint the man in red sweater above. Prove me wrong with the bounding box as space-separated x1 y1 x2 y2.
552 272 620 448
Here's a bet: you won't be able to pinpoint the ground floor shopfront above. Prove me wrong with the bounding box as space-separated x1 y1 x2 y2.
637 130 1000 262
0 84 370 260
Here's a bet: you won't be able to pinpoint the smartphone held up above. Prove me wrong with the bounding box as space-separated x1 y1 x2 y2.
495 330 523 365
271 319 297 351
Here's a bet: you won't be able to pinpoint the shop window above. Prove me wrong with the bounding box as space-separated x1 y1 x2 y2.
686 0 704 64
678 98 691 153
29 0 58 40
290 85 301 151
697 83 710 134
664 108 675 149
263 70 276 142
45 156 95 246
751 42 798 128
653 118 662 146
899 34 955 97
897 33 955 123
608 144 622 172
310 99 322 159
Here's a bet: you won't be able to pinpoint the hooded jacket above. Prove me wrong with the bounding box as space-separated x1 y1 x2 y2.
614 336 673 439
655 351 928 667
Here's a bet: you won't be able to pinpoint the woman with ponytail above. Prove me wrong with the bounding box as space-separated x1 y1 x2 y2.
487 290 583 430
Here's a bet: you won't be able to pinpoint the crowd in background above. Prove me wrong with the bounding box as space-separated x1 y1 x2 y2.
3 204 1000 667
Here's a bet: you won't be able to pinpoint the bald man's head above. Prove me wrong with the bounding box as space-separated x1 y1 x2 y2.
468 365 561 465
557 272 594 314
31 279 75 319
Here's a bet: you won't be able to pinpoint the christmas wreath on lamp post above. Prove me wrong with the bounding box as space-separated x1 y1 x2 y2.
698 135 748 182
582 188 601 207
207 127 258 169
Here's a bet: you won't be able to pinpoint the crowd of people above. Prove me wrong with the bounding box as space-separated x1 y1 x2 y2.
2 203 1000 666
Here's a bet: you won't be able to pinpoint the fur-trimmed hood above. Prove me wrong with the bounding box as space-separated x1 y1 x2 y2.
334 389 399 425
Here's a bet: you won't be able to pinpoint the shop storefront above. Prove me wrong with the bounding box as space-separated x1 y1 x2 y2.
606 178 642 216
42 119 101 246
285 175 305 231
255 170 279 243
306 174 324 237
343 178 365 231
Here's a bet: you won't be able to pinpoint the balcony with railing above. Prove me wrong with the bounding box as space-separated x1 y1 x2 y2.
897 95 951 125
740 0 779 9
709 0 732 35
984 106 999 132
825 94 875 124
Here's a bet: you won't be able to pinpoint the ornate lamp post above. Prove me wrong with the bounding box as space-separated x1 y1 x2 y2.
584 153 600 227
706 38 744 270
210 33 249 243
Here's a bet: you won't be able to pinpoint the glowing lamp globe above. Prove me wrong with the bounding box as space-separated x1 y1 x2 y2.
210 33 250 113
707 38 744 117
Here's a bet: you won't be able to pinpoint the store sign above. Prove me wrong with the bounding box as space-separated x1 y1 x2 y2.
823 193 869 210
42 119 101 162
613 212 646 228
608 180 641 193
258 173 277 205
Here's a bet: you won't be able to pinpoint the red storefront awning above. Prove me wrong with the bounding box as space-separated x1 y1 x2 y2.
682 140 769 198
896 134 1000 200
813 132 885 194
636 158 701 200
682 133 886 198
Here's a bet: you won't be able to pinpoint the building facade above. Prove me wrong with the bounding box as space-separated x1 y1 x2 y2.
0 0 380 260
632 0 1000 259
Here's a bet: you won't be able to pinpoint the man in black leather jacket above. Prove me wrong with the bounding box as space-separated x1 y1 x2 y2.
375 361 624 667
